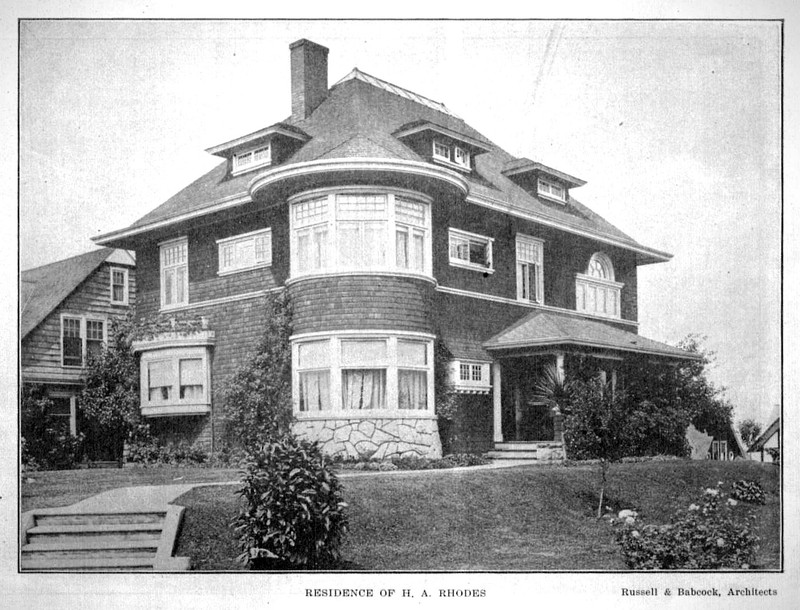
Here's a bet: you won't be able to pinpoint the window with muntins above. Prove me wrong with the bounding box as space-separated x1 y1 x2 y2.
140 347 211 411
290 189 431 278
575 252 622 319
232 143 271 175
110 267 129 304
160 238 188 309
61 315 105 367
432 140 471 170
294 334 433 414
448 228 493 272
451 360 491 393
516 234 544 303
537 178 566 203
217 228 272 275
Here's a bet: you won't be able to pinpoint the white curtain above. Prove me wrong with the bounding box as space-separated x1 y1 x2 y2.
299 371 331 411
342 369 386 410
398 370 427 410
179 358 204 400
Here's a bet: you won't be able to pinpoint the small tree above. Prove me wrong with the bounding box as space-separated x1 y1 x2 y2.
79 314 143 459
221 292 294 450
738 419 762 447
433 339 460 453
562 378 631 518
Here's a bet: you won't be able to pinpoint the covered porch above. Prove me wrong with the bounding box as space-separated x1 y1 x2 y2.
482 311 696 460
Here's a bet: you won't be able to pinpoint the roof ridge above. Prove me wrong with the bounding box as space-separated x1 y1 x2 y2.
333 67 458 118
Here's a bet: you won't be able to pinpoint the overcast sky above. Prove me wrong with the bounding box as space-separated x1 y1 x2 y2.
18 19 782 425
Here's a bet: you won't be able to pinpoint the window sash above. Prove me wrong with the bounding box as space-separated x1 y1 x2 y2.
233 144 271 172
575 278 621 318
142 350 209 407
161 239 188 308
398 370 427 410
538 179 566 201
62 317 104 366
342 369 387 410
299 371 331 412
111 269 127 303
218 230 272 273
449 233 491 268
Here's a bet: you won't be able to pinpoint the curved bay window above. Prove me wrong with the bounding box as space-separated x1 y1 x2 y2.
290 188 432 279
293 333 434 416
575 252 623 319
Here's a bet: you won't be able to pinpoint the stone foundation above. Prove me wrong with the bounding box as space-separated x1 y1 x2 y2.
293 417 442 459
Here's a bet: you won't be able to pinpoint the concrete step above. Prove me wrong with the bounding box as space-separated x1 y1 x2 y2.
21 556 155 572
35 512 166 527
486 450 541 459
494 442 562 450
27 523 163 545
22 539 159 560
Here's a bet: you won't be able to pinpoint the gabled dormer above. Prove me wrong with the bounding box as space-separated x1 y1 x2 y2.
394 120 492 173
205 123 311 177
502 158 586 204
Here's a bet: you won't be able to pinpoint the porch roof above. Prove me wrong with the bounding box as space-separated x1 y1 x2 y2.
483 311 699 361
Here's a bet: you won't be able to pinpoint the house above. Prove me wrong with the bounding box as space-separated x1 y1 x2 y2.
21 248 136 440
685 423 747 461
93 39 696 459
748 417 780 463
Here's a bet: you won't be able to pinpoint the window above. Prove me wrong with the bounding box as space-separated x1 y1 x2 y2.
217 228 272 275
160 238 188 309
451 360 491 394
139 347 211 415
448 228 493 272
48 395 78 437
232 143 271 175
575 252 622 319
290 190 431 277
61 315 106 367
110 267 129 304
432 140 471 170
516 234 544 303
293 334 433 414
537 178 566 203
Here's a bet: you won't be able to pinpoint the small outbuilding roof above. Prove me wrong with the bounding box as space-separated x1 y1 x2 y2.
748 417 780 453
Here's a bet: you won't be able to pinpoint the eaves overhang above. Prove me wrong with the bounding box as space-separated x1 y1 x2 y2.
502 158 586 189
248 157 470 202
483 337 702 361
205 123 311 157
393 121 493 155
465 192 672 265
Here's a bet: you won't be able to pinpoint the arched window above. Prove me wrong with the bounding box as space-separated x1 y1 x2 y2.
575 252 622 319
587 252 614 281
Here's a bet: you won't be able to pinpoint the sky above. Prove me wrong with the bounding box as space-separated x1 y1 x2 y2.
17 19 782 426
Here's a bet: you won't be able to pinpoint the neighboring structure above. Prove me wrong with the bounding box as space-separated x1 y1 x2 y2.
94 39 696 459
748 417 780 463
21 248 136 437
686 423 747 461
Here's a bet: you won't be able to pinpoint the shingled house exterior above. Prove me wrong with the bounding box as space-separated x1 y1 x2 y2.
21 248 136 438
94 39 695 459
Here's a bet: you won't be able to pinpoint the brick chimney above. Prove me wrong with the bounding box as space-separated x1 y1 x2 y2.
290 39 329 121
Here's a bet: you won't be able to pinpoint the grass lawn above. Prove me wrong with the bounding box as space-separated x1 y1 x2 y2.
172 460 780 571
21 467 239 512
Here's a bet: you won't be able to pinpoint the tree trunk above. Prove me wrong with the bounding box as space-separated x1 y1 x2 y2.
597 461 608 518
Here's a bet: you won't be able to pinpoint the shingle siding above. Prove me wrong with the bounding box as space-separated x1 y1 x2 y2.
288 275 436 335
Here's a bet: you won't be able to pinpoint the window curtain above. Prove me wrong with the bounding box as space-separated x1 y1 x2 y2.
342 369 386 410
179 358 205 400
398 370 427 410
148 360 173 401
299 371 331 411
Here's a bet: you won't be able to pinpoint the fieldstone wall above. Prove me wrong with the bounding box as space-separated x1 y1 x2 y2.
293 417 442 459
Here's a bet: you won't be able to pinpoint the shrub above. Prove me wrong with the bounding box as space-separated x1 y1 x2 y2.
221 293 294 450
614 484 759 569
766 448 780 465
21 385 85 470
126 434 208 467
732 480 766 505
233 435 348 569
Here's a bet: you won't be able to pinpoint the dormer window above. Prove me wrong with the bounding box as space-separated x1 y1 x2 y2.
537 178 566 203
433 141 451 162
232 144 271 175
431 140 471 171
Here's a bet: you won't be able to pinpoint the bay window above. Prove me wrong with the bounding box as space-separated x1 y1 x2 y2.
139 346 211 416
160 237 188 309
290 189 431 278
293 333 434 415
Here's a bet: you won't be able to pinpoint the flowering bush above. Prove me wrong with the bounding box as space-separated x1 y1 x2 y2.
731 480 766 505
614 483 759 569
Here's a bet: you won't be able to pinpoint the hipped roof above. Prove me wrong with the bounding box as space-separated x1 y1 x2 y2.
95 67 671 264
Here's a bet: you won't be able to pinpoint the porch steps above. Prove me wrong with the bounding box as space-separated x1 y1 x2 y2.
21 507 190 572
486 441 565 462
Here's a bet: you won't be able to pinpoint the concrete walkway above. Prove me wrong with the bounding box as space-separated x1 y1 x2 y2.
34 459 548 513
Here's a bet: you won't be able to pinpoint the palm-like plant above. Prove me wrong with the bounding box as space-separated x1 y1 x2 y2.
532 363 574 416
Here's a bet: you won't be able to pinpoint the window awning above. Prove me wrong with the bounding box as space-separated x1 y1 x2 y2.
483 311 699 361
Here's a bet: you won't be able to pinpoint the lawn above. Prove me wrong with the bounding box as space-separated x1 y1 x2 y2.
172 460 780 571
21 466 239 512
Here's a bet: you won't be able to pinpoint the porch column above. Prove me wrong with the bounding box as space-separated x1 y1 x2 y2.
554 351 565 442
493 361 503 443
555 351 565 378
